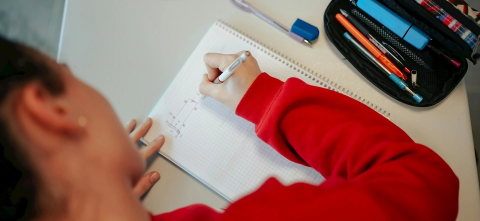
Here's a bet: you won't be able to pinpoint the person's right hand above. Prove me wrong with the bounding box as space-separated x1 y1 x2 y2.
199 51 262 111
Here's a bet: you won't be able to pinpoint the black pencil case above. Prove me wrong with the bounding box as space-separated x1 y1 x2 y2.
324 0 480 107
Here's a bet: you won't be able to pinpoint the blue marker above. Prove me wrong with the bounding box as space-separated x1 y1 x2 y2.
343 32 423 103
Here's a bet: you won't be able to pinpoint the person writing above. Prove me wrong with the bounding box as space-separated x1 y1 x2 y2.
1 36 458 221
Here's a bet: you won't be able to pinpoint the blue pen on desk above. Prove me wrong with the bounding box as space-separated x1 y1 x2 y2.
343 32 423 103
231 0 313 47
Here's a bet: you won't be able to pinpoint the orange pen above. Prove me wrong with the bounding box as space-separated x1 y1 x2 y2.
335 13 408 81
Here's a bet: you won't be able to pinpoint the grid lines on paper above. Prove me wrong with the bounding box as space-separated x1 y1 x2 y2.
145 22 329 201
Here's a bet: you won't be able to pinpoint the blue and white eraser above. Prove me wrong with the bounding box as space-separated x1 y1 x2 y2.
291 19 319 41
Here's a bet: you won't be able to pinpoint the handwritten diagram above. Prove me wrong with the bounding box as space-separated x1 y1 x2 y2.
166 93 205 137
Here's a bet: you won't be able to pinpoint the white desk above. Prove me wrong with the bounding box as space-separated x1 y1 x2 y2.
59 0 480 220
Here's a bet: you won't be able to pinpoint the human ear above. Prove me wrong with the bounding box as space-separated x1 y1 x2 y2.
18 82 86 141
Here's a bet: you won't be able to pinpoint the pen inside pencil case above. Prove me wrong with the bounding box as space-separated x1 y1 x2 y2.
350 9 431 70
349 8 455 96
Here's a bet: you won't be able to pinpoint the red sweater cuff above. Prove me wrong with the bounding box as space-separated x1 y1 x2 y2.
235 73 283 125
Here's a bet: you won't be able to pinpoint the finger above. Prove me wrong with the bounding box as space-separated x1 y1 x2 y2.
130 118 152 142
141 134 165 160
203 53 222 81
199 74 218 97
125 119 136 133
203 53 236 81
133 171 160 198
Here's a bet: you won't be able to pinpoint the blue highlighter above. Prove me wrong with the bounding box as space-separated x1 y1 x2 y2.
355 0 430 50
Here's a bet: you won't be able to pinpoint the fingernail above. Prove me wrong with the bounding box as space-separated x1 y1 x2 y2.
155 135 164 141
128 119 135 125
143 118 151 124
150 172 160 183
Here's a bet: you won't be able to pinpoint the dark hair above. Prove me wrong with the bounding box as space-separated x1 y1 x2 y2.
0 35 64 220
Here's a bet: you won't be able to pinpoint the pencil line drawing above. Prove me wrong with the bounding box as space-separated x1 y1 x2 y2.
166 93 205 137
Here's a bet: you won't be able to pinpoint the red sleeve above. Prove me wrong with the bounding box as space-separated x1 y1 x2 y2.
151 73 459 221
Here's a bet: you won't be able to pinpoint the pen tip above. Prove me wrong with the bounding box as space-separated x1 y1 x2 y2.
303 39 313 47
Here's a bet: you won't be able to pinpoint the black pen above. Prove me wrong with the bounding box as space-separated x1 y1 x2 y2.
382 42 420 87
371 38 411 74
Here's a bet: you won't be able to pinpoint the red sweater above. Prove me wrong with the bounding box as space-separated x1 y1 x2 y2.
151 73 459 220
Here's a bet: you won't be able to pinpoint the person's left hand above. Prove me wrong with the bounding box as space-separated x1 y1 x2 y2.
125 118 164 198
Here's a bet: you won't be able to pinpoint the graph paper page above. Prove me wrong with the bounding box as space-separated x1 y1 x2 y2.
144 21 328 201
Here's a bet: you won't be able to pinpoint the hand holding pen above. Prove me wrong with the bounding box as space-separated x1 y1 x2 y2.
200 51 262 111
213 51 251 84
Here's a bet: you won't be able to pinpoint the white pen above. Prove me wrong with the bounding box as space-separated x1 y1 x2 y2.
214 51 251 84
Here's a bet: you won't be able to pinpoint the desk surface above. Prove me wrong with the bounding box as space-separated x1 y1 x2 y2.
59 0 480 220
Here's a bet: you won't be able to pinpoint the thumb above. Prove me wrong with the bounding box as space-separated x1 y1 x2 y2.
199 74 217 97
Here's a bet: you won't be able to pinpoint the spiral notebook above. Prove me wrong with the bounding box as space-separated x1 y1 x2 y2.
143 21 390 202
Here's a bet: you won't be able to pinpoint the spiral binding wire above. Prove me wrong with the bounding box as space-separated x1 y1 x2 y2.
216 20 391 118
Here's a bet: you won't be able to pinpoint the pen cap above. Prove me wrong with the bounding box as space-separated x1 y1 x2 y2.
291 19 319 41
403 26 430 50
357 0 430 50
413 94 423 103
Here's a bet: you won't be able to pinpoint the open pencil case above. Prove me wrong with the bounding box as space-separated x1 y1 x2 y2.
324 0 480 107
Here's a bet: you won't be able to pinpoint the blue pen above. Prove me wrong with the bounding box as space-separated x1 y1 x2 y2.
231 0 313 47
343 32 423 103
